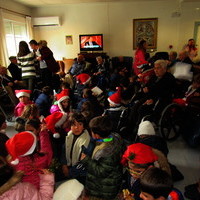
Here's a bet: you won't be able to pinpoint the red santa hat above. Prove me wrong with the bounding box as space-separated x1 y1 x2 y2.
121 143 158 166
107 87 122 106
15 89 31 98
56 89 70 112
44 112 68 138
5 131 37 165
76 73 91 85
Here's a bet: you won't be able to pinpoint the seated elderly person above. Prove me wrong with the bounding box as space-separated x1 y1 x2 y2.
68 54 91 76
128 60 176 130
0 66 18 104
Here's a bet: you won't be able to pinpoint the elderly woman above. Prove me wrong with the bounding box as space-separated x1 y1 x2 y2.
37 40 59 87
128 60 176 132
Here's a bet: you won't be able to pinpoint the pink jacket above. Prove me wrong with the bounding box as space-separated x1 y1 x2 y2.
14 101 34 117
0 173 54 200
13 130 53 189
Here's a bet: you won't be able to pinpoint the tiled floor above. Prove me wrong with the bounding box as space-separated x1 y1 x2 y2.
5 120 200 198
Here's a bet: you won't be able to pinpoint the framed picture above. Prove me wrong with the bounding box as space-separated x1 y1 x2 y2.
66 35 73 45
133 18 158 49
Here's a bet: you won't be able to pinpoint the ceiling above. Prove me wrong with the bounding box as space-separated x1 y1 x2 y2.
13 0 200 8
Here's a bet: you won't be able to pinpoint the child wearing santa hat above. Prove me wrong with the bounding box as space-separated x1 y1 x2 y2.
103 87 127 134
50 89 71 114
0 156 54 200
5 131 54 190
14 89 34 117
121 143 159 200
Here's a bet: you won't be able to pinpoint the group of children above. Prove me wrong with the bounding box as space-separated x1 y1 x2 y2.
1 55 200 199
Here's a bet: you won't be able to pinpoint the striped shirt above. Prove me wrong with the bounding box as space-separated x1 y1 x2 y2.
17 52 36 79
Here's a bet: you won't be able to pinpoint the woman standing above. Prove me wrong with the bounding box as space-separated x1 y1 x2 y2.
37 40 59 88
17 41 36 91
133 40 148 76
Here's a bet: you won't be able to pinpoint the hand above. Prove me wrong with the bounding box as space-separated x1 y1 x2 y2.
62 165 69 177
123 189 135 200
143 87 148 93
80 153 86 160
8 82 13 87
37 56 42 61
40 123 47 132
144 99 153 105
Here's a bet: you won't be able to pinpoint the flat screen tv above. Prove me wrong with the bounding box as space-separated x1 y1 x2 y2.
79 34 103 52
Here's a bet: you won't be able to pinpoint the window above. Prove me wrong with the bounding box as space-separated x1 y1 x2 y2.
4 20 28 57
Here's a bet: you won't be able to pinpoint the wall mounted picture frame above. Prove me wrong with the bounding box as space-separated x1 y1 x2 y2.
66 35 73 45
133 18 158 49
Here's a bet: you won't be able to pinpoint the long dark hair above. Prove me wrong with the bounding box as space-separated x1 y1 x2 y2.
137 39 147 52
17 41 31 57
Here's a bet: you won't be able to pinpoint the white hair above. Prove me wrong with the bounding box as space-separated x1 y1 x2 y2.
154 59 168 69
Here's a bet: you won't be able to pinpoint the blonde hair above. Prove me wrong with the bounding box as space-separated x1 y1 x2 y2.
38 40 47 47
21 104 39 119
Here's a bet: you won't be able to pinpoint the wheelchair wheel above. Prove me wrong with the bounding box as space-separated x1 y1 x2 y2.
159 103 184 141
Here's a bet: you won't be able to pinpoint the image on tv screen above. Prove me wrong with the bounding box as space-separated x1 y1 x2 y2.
80 34 103 51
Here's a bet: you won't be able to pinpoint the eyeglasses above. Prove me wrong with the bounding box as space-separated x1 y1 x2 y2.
126 167 144 176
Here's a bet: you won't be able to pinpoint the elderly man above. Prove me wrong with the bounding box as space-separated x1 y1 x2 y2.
128 60 176 133
69 54 91 76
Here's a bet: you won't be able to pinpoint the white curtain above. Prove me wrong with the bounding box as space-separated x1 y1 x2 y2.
0 9 9 66
26 16 33 40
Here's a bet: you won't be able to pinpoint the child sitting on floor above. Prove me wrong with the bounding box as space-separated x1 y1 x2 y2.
0 156 54 200
14 89 33 117
5 130 53 190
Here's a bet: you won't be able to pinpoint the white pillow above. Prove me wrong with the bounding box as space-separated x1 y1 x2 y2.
172 62 193 81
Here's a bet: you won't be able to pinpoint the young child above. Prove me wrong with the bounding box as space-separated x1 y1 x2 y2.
14 89 33 117
121 143 158 200
139 167 173 200
61 113 92 183
50 89 71 114
80 115 124 200
5 130 53 190
35 86 53 117
104 87 127 133
15 104 39 132
0 156 54 200
0 114 9 158
140 167 184 200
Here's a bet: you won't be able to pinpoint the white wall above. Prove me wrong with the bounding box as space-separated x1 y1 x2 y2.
30 1 200 59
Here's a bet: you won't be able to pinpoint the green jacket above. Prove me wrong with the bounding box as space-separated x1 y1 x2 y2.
81 133 123 199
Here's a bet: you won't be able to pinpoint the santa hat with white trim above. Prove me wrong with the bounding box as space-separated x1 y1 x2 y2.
76 73 91 85
5 131 37 165
44 112 68 138
56 89 70 112
107 87 122 106
15 89 31 98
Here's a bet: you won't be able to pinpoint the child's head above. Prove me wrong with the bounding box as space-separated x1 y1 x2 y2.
89 115 112 139
121 143 158 179
45 112 68 138
137 120 155 138
15 89 31 103
25 118 41 136
56 89 70 112
42 86 53 96
6 131 37 165
69 113 86 136
140 167 173 200
82 88 92 99
0 114 7 130
15 117 26 132
21 104 39 119
0 156 14 186
192 74 200 89
60 81 70 90
107 87 121 107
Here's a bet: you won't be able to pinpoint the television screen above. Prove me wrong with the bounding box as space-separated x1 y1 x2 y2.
79 34 103 51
